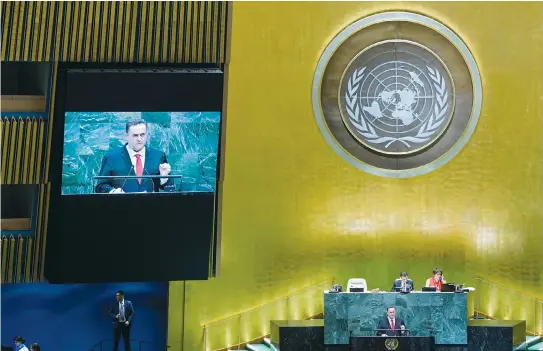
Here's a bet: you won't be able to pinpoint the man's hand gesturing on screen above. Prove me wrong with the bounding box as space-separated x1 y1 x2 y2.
159 163 171 176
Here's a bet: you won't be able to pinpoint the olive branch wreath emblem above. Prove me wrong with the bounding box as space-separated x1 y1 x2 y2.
345 66 449 149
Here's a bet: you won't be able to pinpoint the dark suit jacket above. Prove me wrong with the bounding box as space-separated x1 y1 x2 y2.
96 145 172 193
110 300 135 326
376 317 406 336
391 279 414 291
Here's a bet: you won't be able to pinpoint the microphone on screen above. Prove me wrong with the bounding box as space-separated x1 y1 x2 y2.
120 165 135 191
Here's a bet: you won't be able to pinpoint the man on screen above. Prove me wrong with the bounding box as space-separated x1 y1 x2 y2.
95 119 172 193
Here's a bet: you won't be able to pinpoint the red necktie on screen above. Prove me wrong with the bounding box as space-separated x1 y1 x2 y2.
135 154 143 184
390 319 395 330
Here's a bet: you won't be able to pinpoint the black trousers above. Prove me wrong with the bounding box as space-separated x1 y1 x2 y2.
113 322 131 351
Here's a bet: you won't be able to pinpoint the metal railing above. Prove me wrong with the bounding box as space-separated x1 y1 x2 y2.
202 279 332 351
473 277 543 335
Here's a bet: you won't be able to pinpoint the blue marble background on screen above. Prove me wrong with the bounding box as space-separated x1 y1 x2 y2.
1 282 168 351
61 112 221 194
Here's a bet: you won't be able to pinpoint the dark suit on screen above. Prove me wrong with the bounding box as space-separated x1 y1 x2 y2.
376 317 406 336
110 300 135 351
95 144 171 193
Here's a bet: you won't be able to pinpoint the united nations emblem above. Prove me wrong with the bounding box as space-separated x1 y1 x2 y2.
313 12 482 178
384 337 400 350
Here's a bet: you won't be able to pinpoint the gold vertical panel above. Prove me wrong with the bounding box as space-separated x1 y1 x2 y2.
1 1 11 58
1 118 9 182
167 281 186 351
44 63 58 183
21 119 32 183
35 119 45 183
162 1 170 62
6 236 15 283
25 236 34 283
6 119 18 184
168 2 543 350
38 183 51 280
154 2 162 63
146 2 155 63
28 117 38 183
69 1 80 62
30 1 42 62
32 184 45 282
169 1 179 63
115 1 124 63
22 1 34 61
13 118 25 184
7 2 19 61
1 237 8 283
107 1 117 62
15 236 24 283
14 1 24 61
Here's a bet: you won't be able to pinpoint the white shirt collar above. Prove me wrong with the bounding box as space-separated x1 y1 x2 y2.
126 145 146 159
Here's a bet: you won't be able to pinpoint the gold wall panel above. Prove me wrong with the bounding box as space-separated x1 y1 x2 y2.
1 1 228 63
1 117 46 184
168 2 543 350
0 184 49 283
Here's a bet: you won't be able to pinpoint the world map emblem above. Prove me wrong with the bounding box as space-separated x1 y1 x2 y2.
340 41 454 154
384 337 400 350
313 12 482 178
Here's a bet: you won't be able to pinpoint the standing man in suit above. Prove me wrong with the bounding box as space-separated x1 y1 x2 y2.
110 290 135 351
391 272 415 292
95 119 172 193
376 307 406 336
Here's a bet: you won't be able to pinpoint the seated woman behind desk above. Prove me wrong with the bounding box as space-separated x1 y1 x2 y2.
425 268 447 291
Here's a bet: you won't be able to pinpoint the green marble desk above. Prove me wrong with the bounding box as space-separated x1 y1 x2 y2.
324 291 468 345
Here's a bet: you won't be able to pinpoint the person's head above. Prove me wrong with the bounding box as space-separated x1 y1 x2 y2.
14 336 25 346
116 290 125 302
31 343 41 351
400 272 408 282
125 119 148 152
386 306 396 319
432 268 443 281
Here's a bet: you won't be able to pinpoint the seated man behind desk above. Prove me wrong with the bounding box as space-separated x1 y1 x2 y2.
95 119 172 193
391 272 414 292
376 307 406 337
425 268 447 291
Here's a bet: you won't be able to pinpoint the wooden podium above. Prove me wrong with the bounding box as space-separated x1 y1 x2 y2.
350 336 435 351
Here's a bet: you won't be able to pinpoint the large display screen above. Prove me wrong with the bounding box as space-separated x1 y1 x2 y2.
45 66 223 283
61 111 220 195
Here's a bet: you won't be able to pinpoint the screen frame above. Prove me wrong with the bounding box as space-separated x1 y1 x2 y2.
45 63 225 283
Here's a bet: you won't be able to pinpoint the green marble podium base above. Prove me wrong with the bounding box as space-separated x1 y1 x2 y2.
324 292 468 345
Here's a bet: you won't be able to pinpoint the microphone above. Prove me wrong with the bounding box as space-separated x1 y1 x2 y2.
142 168 153 193
120 165 135 191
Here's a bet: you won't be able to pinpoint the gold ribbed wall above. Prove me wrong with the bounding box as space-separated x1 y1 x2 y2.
168 2 543 350
1 1 228 63
1 117 46 184
0 183 50 283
